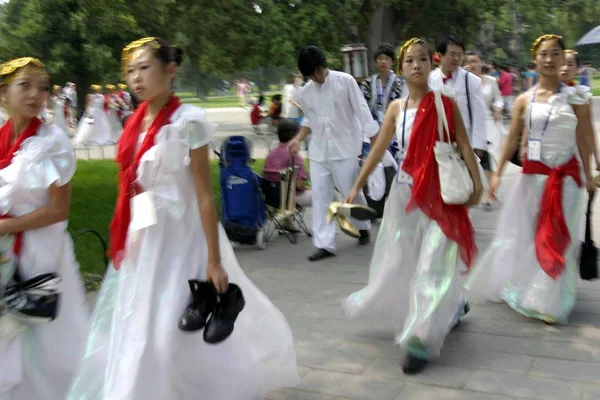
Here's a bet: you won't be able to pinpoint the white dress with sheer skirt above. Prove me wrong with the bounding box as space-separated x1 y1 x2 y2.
465 86 591 323
105 95 123 142
0 124 89 400
52 95 70 135
74 94 114 145
342 106 466 360
67 104 299 400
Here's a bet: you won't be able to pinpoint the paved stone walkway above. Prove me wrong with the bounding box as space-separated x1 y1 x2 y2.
241 163 600 400
78 106 600 399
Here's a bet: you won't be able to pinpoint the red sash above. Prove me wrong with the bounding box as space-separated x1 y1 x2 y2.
401 92 477 268
108 96 181 269
522 157 582 279
0 118 43 255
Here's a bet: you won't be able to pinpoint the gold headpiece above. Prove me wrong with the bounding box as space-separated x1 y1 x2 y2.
121 37 161 79
396 38 423 75
530 35 563 55
90 84 102 92
564 49 578 56
0 57 48 84
117 83 127 90
53 84 60 91
105 84 116 90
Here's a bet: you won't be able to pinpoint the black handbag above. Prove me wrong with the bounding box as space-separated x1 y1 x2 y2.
3 272 61 323
579 192 598 280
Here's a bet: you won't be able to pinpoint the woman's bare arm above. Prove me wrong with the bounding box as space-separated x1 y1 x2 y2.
0 183 71 234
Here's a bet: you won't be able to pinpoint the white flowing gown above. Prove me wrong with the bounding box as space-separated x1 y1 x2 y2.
466 86 591 323
0 123 89 400
343 103 467 360
67 104 300 400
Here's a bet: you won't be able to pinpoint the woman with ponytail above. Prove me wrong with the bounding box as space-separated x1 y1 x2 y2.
0 57 88 400
67 37 299 400
342 38 482 375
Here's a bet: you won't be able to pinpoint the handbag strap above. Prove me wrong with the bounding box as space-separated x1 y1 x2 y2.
434 91 451 143
585 192 595 243
465 71 472 135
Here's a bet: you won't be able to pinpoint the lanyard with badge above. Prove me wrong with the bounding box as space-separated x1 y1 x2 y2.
396 98 412 184
527 83 563 162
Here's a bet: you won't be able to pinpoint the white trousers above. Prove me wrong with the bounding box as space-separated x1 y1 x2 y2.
310 158 370 253
296 190 312 208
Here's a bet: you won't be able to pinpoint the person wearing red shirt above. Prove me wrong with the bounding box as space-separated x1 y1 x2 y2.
498 65 514 117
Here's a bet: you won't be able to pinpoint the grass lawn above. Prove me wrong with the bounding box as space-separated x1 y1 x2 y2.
70 158 270 289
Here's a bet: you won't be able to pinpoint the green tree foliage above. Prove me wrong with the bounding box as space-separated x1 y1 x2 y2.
0 0 599 103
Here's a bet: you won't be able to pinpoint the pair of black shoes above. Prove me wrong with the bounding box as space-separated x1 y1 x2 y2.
178 280 245 344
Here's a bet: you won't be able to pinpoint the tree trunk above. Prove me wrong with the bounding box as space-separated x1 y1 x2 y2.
366 0 399 71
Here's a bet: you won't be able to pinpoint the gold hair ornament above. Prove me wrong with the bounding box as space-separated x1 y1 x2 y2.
531 34 563 55
90 84 102 92
0 57 48 84
117 83 128 90
105 84 116 90
564 49 578 56
121 37 161 80
396 38 423 75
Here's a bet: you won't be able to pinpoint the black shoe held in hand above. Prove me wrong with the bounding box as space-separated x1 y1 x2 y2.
178 280 217 332
203 284 246 344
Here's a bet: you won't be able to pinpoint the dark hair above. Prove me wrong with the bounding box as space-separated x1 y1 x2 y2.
154 38 184 67
465 50 482 61
271 94 282 102
436 34 465 55
374 44 395 62
396 39 433 75
482 65 490 74
277 119 299 143
298 46 328 77
257 95 265 105
489 60 497 68
565 50 580 67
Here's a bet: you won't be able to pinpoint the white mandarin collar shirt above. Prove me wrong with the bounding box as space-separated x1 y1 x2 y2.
296 70 380 163
429 67 488 151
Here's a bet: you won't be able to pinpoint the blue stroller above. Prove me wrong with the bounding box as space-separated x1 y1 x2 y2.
215 136 268 249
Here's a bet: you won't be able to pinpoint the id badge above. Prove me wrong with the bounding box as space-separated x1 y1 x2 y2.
528 138 542 162
396 151 412 185
130 190 158 232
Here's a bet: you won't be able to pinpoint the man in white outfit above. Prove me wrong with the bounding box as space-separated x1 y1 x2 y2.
289 46 380 262
429 35 488 164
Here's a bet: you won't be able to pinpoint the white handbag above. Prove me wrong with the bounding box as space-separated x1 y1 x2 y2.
433 92 474 204
367 163 386 201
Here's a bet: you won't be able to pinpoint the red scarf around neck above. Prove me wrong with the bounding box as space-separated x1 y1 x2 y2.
401 92 477 268
0 117 43 255
108 95 181 269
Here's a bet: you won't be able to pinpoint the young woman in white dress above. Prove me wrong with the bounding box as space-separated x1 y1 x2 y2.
0 57 88 400
103 84 123 142
466 35 596 324
561 49 600 170
73 85 114 145
51 85 69 134
67 37 299 400
342 38 483 375
465 51 504 208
